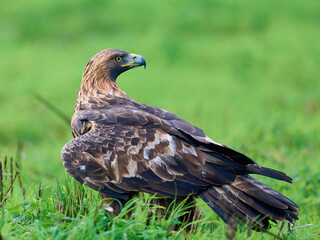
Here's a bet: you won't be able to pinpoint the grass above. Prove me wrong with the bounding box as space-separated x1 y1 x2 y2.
1 0 320 239
0 156 312 240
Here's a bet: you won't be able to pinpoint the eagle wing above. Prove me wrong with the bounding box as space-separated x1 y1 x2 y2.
62 105 258 200
132 102 258 165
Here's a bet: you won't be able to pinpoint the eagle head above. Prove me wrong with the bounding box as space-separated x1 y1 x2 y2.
83 49 146 82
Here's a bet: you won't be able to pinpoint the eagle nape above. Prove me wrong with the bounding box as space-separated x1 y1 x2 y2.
61 48 298 233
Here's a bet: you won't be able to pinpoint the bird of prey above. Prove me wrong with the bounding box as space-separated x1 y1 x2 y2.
61 49 298 230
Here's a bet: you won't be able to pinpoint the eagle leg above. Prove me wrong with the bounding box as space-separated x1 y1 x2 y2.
180 197 203 233
179 197 203 233
148 196 203 233
100 192 129 216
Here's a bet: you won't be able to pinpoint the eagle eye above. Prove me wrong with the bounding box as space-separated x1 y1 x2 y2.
115 56 122 62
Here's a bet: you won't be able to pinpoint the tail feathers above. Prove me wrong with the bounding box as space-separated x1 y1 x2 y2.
199 187 271 230
234 176 298 212
199 175 299 230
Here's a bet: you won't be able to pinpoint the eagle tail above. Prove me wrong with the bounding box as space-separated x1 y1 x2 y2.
198 175 299 230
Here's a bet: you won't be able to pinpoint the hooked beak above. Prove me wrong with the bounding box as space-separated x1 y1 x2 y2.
121 53 146 69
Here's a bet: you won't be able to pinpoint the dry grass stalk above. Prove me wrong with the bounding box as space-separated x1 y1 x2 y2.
0 155 25 208
0 161 3 202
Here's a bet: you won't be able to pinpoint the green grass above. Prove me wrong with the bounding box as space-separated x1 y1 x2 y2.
0 159 313 240
1 0 320 239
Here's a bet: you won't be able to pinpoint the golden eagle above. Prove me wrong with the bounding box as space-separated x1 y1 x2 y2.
62 49 298 230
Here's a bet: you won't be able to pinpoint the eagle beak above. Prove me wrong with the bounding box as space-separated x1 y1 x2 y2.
131 54 146 69
122 54 146 69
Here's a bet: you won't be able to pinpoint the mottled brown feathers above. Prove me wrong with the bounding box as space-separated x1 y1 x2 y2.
62 49 298 230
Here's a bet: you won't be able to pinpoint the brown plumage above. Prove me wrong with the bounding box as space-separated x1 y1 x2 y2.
61 49 298 230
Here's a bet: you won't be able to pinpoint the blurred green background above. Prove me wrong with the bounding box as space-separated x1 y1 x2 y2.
1 0 319 230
